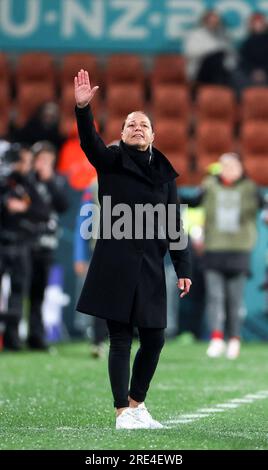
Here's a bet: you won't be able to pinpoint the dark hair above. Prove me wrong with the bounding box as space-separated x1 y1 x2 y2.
31 141 57 159
121 111 154 131
18 143 32 153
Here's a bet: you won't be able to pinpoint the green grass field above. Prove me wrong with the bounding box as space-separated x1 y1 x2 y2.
1 339 268 450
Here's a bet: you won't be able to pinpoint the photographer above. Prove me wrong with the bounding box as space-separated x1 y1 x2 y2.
0 143 50 350
27 141 69 350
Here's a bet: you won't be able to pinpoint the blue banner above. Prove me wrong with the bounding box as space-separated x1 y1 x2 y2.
0 0 268 52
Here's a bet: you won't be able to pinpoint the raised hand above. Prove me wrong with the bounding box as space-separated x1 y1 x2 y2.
74 69 99 108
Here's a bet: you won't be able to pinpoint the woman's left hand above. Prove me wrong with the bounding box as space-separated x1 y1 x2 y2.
177 278 192 298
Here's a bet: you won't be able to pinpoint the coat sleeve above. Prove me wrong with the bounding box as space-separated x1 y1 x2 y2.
167 180 192 279
75 105 119 172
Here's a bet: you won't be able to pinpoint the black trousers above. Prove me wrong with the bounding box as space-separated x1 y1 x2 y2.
106 319 165 408
92 316 107 345
29 249 53 341
0 244 28 347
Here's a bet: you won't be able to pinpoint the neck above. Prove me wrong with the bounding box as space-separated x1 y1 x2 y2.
123 142 149 152
137 145 149 151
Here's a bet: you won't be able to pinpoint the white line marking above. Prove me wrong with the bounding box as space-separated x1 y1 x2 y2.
198 408 225 413
245 393 268 399
215 403 240 409
180 413 211 419
166 419 196 424
165 390 268 427
230 399 254 404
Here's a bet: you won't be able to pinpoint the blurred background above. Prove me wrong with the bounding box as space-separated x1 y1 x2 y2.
1 0 268 354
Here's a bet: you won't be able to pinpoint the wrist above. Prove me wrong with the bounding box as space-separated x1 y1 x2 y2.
77 102 89 109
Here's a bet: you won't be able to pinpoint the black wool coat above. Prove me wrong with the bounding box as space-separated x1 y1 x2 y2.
75 105 191 328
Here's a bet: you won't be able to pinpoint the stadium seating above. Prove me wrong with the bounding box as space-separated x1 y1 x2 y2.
1 52 268 188
61 53 99 87
15 52 55 87
15 82 55 127
0 81 11 137
105 54 145 86
243 157 268 185
195 121 235 172
154 119 188 154
151 85 191 123
106 84 145 118
0 53 11 84
151 55 186 86
241 87 268 122
195 85 237 124
102 117 123 145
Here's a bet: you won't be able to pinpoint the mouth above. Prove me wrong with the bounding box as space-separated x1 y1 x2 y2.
133 134 144 139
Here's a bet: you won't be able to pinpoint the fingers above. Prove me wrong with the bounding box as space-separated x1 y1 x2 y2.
89 85 99 100
77 69 83 86
85 70 90 86
74 72 86 89
177 278 192 298
75 69 88 87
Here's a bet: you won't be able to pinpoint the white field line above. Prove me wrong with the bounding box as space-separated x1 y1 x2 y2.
215 403 240 409
198 408 225 413
180 413 212 419
230 398 254 404
164 390 268 426
167 419 196 424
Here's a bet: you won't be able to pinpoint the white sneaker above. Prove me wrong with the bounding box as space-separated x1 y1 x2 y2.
132 403 163 429
206 338 226 358
116 408 148 430
226 338 240 360
91 343 106 359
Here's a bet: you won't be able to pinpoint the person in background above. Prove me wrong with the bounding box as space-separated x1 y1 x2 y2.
73 177 107 358
184 10 236 87
0 144 50 350
180 153 259 359
11 102 65 153
239 13 268 88
27 141 69 350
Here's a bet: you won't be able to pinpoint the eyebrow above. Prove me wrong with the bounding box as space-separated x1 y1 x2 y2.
127 120 150 125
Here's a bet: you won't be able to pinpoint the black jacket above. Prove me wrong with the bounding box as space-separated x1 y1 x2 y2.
75 105 191 328
0 171 51 244
29 172 69 251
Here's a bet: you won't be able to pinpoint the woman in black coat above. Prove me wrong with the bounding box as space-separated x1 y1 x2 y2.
74 69 192 429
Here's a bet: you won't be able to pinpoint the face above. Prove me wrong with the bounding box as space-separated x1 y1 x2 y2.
220 157 243 183
34 151 55 172
205 12 221 30
41 102 59 126
250 15 267 33
15 149 33 175
121 112 154 151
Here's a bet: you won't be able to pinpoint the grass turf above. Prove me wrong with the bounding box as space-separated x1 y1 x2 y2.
0 339 268 450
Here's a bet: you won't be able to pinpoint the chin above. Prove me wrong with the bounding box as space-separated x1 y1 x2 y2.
132 139 145 146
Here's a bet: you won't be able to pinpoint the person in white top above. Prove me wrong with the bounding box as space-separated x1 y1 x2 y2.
184 10 236 85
